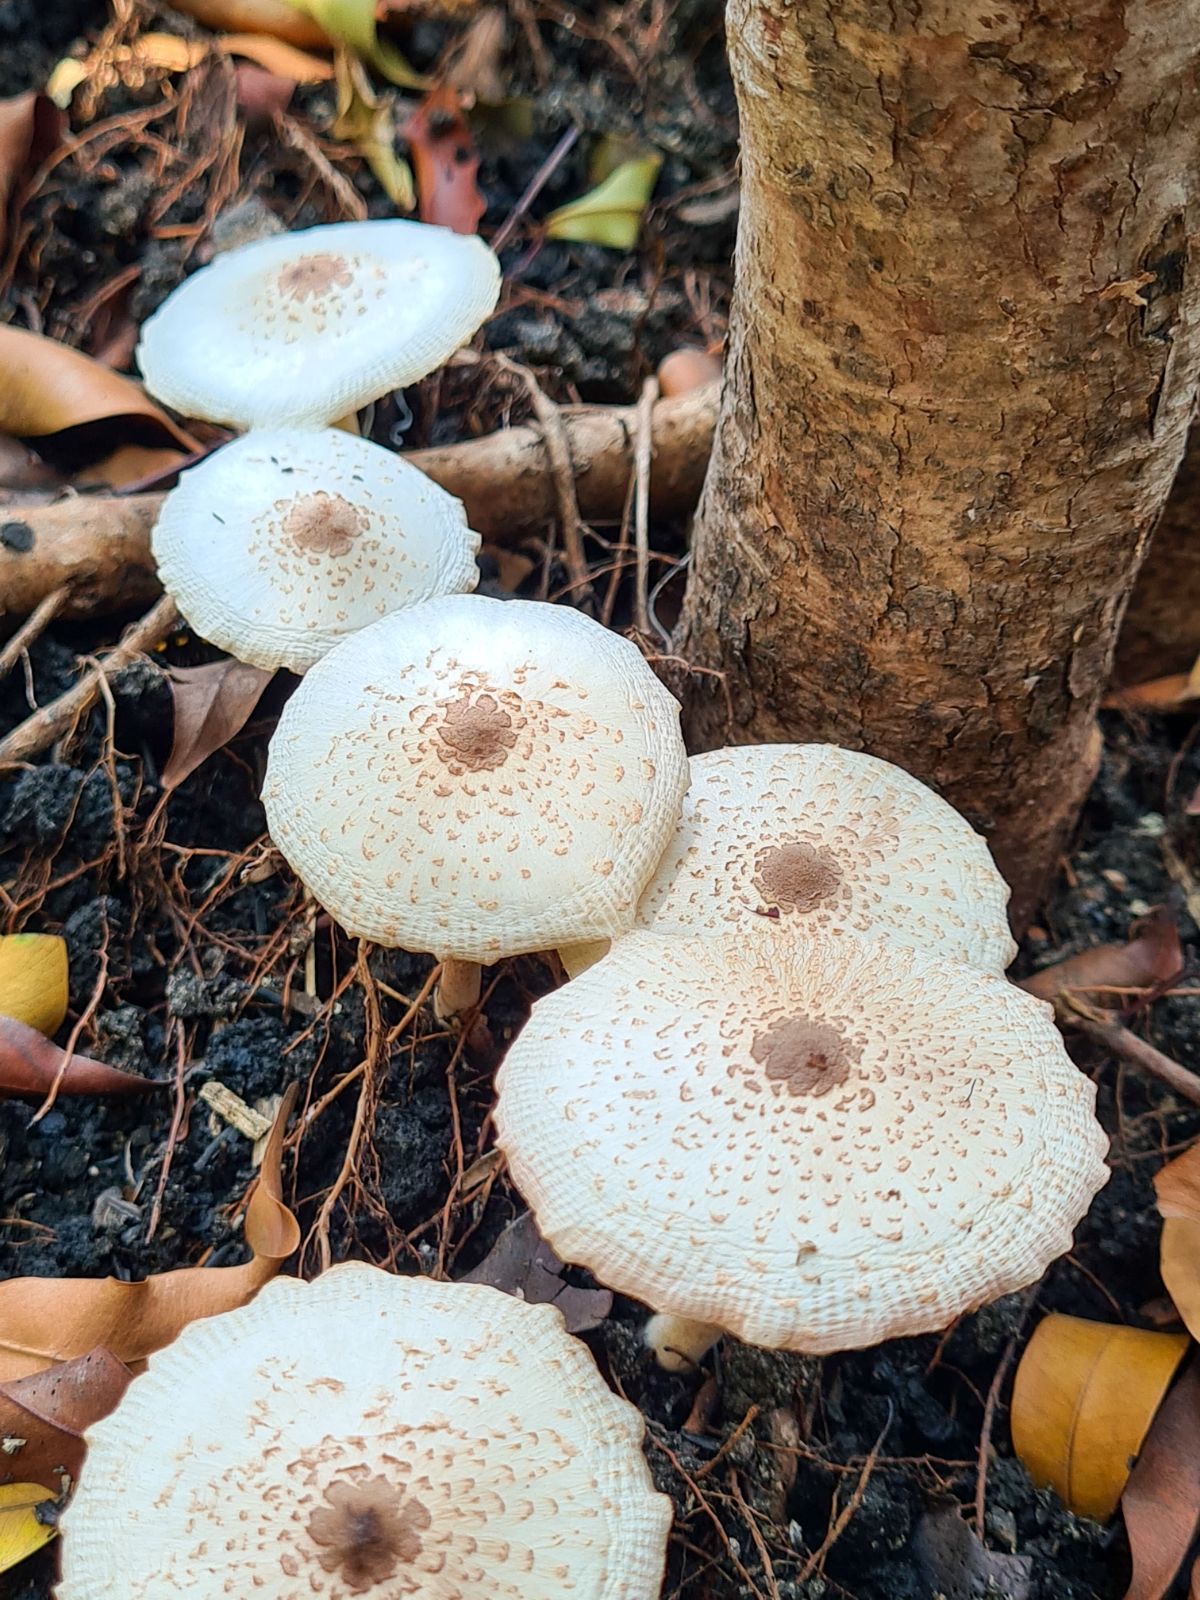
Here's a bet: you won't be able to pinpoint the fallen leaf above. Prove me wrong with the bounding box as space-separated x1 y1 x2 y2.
76 442 190 491
1104 673 1200 712
0 1086 299 1381
462 1211 612 1333
1121 1357 1200 1600
0 934 68 1036
0 1016 155 1102
546 153 662 250
0 433 61 496
289 0 425 87
1020 907 1182 1004
333 51 414 212
403 84 485 233
0 1483 55 1576
0 1348 132 1493
167 0 332 48
0 93 62 257
163 659 275 790
912 1504 1033 1600
1155 1143 1200 1342
1011 1313 1189 1520
0 327 199 456
220 31 333 80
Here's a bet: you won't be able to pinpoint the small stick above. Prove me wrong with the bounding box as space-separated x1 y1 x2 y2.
1060 995 1200 1107
491 124 578 252
974 1287 1036 1532
0 586 69 679
797 1402 893 1582
632 375 658 637
0 593 179 767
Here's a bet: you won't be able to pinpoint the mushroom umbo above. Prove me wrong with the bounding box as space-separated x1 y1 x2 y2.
496 930 1108 1366
57 1263 672 1599
137 219 501 430
263 593 689 1015
560 743 1017 978
152 428 480 673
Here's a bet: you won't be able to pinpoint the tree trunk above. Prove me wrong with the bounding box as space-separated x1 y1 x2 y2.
1115 418 1200 685
677 0 1200 929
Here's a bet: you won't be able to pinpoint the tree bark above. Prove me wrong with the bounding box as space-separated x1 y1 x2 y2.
677 0 1200 929
1115 418 1200 685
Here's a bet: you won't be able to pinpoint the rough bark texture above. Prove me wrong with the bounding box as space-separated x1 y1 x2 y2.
1116 418 1200 684
677 0 1200 927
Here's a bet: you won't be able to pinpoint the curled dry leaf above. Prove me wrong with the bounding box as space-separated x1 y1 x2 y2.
461 1211 613 1333
163 658 275 791
1011 1312 1189 1520
0 1086 299 1381
0 326 198 454
1121 1358 1200 1600
0 1348 132 1493
0 1482 55 1577
0 92 62 258
1155 1142 1200 1342
1021 907 1182 1005
403 84 486 234
166 0 332 48
0 1015 155 1102
0 933 68 1036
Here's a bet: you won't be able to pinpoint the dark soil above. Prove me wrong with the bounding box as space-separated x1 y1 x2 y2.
2 5 1198 1600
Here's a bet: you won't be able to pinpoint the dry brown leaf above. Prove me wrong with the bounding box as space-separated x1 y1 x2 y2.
1011 1312 1189 1521
1020 908 1182 1004
163 659 275 790
0 1015 156 1102
1156 1143 1200 1222
912 1505 1033 1600
0 327 198 450
1155 1143 1200 1342
462 1211 612 1333
403 85 486 235
1104 673 1200 712
0 1086 299 1381
0 93 61 258
1122 1358 1200 1600
0 1348 132 1493
78 443 189 490
166 0 331 47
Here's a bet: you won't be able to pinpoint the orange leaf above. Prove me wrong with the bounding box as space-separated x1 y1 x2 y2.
1155 1144 1200 1342
0 1087 299 1381
403 84 486 235
0 326 198 449
163 659 275 790
0 1349 132 1492
0 1015 157 1102
1011 1313 1189 1520
1155 1142 1200 1223
1122 1358 1200 1600
1021 908 1182 1004
0 93 61 258
166 0 331 48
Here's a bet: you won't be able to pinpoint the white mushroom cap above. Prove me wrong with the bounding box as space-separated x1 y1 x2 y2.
152 428 480 673
495 931 1109 1353
625 744 1016 971
263 594 689 961
137 220 501 429
58 1264 671 1600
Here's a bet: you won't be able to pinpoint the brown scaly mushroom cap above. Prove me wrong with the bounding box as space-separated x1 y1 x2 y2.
496 931 1109 1355
57 1264 671 1600
561 744 1016 977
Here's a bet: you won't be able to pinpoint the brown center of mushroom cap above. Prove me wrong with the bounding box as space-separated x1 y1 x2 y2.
434 691 519 773
754 841 843 913
275 252 354 304
281 492 367 558
749 1015 858 1097
306 1476 430 1594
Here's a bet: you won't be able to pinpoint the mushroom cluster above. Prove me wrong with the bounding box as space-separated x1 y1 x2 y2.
494 743 1109 1366
59 1264 672 1598
138 219 502 671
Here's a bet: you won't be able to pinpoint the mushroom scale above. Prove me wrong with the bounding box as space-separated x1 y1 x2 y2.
152 428 480 673
262 594 689 961
623 744 1017 972
57 1264 672 1600
136 219 501 430
495 930 1109 1354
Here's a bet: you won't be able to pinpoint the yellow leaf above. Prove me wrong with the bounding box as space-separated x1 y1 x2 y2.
0 1483 56 1575
1156 1145 1200 1342
1011 1313 1188 1520
0 935 68 1036
332 50 414 210
545 154 662 251
283 0 425 87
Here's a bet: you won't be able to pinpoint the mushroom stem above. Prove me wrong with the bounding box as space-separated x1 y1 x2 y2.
435 958 482 1020
644 1313 725 1373
557 939 611 979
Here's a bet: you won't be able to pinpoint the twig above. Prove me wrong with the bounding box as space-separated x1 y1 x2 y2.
797 1402 893 1582
975 1288 1037 1531
632 374 659 636
727 1470 780 1599
491 124 579 252
144 1021 188 1243
1061 996 1200 1107
0 594 179 767
274 111 367 221
0 587 69 679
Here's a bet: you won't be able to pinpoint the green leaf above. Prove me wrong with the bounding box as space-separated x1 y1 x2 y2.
333 50 415 211
282 0 426 88
545 154 662 251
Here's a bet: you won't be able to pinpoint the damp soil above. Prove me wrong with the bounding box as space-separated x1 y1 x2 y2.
3 5 1199 1600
